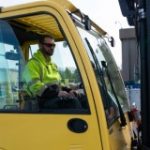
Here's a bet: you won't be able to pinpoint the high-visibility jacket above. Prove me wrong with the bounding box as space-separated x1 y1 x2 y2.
22 50 61 96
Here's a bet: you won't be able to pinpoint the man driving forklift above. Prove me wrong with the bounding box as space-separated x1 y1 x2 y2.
22 35 82 109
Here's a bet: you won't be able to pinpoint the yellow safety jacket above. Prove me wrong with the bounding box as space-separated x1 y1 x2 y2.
22 50 61 96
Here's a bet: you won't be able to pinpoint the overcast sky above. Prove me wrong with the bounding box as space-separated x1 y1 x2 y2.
0 0 130 68
71 0 130 68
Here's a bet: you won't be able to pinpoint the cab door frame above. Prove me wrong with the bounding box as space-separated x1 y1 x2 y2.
0 1 110 150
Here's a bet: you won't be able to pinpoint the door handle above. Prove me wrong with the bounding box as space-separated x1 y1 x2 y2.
67 118 88 133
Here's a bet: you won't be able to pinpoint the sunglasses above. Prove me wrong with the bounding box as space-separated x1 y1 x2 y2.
43 43 56 48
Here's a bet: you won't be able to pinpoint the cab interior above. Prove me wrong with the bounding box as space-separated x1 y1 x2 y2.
10 14 64 58
0 13 89 113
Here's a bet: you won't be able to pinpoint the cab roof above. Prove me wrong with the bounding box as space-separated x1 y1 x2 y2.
1 0 77 13
0 0 107 42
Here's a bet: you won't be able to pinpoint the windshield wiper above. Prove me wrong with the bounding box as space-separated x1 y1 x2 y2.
85 37 127 127
101 61 127 127
84 37 111 110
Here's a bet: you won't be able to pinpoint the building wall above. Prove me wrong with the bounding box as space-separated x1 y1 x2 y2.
119 28 140 82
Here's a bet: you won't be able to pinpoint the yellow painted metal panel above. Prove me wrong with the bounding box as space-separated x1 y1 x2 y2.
0 114 101 150
15 15 63 39
109 114 132 150
0 2 104 150
1 0 107 36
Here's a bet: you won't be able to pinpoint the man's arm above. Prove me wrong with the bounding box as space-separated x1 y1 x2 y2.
22 60 45 97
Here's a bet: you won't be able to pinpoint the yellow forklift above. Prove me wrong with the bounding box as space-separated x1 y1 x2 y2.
0 0 134 149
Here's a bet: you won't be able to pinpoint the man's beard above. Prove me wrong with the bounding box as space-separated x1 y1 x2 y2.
45 49 54 56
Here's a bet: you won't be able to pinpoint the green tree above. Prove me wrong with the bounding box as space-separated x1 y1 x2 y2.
72 69 80 82
64 67 73 81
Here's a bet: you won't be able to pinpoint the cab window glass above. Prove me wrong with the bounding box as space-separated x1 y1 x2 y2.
77 27 123 126
0 20 25 111
0 14 89 113
29 41 83 96
25 45 89 113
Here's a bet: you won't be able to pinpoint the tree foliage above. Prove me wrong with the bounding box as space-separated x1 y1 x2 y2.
59 67 80 83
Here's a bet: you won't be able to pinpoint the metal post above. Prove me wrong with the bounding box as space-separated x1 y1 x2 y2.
140 0 150 149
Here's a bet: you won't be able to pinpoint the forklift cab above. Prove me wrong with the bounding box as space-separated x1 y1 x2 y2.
0 1 132 150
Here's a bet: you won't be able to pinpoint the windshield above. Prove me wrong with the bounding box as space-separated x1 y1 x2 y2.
76 26 129 125
0 20 25 110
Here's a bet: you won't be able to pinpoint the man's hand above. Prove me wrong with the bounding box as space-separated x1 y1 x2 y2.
58 91 70 97
58 90 75 98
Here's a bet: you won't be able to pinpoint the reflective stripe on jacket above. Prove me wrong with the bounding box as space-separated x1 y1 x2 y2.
22 50 61 96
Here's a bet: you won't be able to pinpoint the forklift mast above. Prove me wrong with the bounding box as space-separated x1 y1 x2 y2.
118 0 150 149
